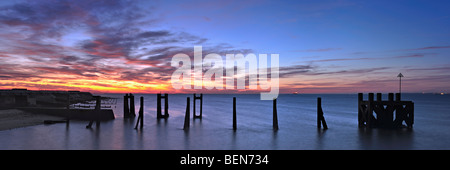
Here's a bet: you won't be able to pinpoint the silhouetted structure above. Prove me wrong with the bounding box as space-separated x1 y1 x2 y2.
135 96 144 129
193 93 203 119
124 94 129 117
157 93 169 119
184 97 190 130
317 97 328 129
273 98 278 130
358 93 414 129
86 96 101 128
0 89 94 108
130 94 135 117
123 93 136 118
233 97 237 131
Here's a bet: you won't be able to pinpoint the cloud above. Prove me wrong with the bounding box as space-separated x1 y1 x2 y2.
277 63 391 78
293 48 342 52
0 64 42 80
137 31 171 38
310 57 374 62
307 53 429 63
0 0 256 92
406 46 450 51
33 66 98 78
278 65 314 78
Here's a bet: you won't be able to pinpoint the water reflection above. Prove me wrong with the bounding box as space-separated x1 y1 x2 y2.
1 94 449 150
271 130 278 150
315 129 327 150
357 128 415 149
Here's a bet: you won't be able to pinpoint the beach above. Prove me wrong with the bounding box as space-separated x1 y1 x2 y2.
0 109 65 131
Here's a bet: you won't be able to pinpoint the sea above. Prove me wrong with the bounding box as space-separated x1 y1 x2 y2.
1 93 449 150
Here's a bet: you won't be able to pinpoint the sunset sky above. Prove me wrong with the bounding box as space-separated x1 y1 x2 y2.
0 0 449 94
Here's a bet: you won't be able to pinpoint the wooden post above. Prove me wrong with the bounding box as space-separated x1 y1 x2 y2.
130 93 135 117
376 93 384 127
388 93 394 102
368 93 374 128
395 93 401 101
157 93 161 118
135 97 144 129
408 102 414 129
317 97 321 128
200 93 203 118
387 93 394 128
184 97 190 130
376 93 382 102
164 93 169 117
358 93 363 127
233 97 237 131
273 98 278 130
317 97 328 129
140 96 144 128
124 94 129 118
193 93 196 118
157 93 169 119
193 93 203 119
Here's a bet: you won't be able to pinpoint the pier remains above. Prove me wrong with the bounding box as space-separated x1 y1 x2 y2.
157 93 169 119
358 93 414 129
123 93 136 118
193 93 203 119
134 96 144 129
317 97 328 129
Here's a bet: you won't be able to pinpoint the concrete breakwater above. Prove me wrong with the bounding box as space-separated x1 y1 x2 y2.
1 89 115 121
20 108 115 121
0 89 94 108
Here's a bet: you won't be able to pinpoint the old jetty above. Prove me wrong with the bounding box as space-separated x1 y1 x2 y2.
358 93 414 129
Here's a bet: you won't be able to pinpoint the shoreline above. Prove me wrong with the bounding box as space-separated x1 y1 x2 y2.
0 109 65 131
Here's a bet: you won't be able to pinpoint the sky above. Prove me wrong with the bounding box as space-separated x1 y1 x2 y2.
0 0 449 94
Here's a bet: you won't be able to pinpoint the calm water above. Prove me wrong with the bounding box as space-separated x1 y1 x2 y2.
1 94 450 150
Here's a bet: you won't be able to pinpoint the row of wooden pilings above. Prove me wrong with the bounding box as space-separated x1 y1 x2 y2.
123 93 145 129
182 95 328 130
123 93 329 130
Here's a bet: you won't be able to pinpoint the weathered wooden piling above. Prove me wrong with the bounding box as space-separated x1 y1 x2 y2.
124 94 129 118
157 93 169 119
129 93 135 117
157 93 161 117
358 93 363 127
273 98 278 130
233 97 237 131
368 93 374 128
183 97 190 130
123 93 136 118
388 93 394 101
358 93 414 129
193 93 203 119
317 97 328 129
134 96 144 129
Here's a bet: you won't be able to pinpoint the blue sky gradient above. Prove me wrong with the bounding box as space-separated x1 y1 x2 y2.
0 0 449 93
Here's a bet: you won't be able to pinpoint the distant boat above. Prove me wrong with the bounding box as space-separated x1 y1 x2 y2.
293 91 299 95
